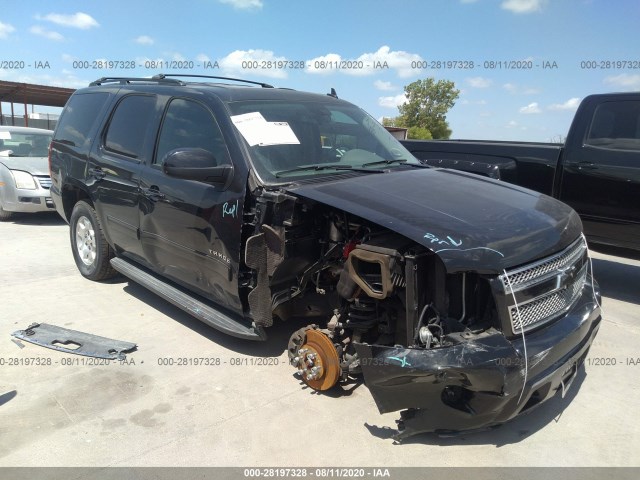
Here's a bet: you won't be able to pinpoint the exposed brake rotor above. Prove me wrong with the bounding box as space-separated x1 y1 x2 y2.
289 326 340 391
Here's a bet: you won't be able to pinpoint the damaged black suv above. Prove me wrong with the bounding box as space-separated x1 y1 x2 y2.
50 74 602 440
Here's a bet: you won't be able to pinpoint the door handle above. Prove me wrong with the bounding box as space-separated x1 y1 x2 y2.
576 161 598 171
88 167 106 180
143 186 166 202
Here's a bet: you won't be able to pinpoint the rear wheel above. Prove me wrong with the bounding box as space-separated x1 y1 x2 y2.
69 201 117 281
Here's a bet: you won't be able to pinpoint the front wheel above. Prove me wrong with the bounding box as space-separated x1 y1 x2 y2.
0 204 13 221
69 201 117 281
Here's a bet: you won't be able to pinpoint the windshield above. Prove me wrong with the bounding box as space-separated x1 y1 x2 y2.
0 130 53 158
226 99 421 182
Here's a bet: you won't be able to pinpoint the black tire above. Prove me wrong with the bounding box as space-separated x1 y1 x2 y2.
69 200 117 281
0 204 13 221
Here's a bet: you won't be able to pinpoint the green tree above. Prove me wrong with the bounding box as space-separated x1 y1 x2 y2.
386 78 459 139
407 126 432 140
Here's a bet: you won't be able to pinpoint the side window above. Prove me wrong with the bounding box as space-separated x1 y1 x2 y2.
105 95 156 158
155 98 230 165
586 100 640 151
54 93 110 148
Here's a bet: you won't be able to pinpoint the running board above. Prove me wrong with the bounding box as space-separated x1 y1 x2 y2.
110 257 266 341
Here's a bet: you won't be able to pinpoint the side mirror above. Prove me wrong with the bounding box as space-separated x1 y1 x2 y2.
162 148 233 186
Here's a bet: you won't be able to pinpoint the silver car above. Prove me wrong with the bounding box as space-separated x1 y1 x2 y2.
0 125 55 221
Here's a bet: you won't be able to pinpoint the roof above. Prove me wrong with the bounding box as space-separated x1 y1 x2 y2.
0 80 75 108
79 74 345 104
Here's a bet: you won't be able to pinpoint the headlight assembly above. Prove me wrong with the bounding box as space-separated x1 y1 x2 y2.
11 170 37 190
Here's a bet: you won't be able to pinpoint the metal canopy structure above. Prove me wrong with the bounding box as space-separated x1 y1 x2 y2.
0 80 75 127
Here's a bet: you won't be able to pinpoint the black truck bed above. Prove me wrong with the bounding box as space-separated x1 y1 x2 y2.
401 139 564 196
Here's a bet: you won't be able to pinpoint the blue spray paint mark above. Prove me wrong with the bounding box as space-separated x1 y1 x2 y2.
447 236 462 247
222 200 239 218
424 232 462 247
388 356 412 368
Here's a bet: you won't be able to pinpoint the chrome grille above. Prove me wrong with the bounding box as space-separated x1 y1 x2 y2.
35 175 52 189
509 266 587 333
500 236 589 334
499 237 586 292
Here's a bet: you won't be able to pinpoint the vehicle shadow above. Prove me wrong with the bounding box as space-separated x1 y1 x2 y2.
364 368 586 446
121 281 321 358
591 257 640 305
6 212 65 226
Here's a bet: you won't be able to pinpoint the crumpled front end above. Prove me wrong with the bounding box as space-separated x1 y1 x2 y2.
353 237 602 440
247 176 601 439
355 286 601 439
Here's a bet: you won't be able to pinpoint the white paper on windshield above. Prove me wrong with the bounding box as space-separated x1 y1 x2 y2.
231 112 299 146
0 131 11 140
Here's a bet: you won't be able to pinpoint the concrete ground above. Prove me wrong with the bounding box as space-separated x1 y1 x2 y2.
1 211 639 467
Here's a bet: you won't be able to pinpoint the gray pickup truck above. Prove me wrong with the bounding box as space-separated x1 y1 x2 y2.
402 92 640 253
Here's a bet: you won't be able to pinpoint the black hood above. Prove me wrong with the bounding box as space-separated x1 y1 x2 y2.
286 168 582 274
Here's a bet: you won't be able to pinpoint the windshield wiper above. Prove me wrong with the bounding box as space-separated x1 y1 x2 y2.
361 158 429 169
275 163 385 177
361 159 407 167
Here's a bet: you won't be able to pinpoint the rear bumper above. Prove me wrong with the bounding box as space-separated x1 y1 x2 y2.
354 277 602 440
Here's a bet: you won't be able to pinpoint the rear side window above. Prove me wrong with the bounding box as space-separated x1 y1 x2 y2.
55 93 109 148
105 95 156 158
586 100 640 151
155 98 230 165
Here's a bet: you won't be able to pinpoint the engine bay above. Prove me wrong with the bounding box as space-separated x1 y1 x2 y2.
240 187 501 392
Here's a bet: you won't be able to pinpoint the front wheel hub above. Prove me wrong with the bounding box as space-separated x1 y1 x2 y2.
289 327 340 391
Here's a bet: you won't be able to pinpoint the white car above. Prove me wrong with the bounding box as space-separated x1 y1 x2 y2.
0 125 55 220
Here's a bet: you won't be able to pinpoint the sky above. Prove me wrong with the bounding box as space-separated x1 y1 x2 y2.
1 0 639 141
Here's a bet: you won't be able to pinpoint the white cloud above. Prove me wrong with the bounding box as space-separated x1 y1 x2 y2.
374 80 395 91
548 98 581 111
306 53 342 75
171 52 186 61
519 102 541 114
218 0 263 10
38 12 99 29
219 49 288 79
604 74 640 90
353 46 423 78
29 25 64 41
501 0 547 14
0 21 16 39
503 83 541 95
135 35 154 45
61 53 76 63
307 46 422 78
196 54 210 62
378 94 407 109
507 120 519 128
467 76 492 88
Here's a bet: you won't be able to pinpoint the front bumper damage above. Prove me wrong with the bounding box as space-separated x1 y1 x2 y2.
354 281 602 441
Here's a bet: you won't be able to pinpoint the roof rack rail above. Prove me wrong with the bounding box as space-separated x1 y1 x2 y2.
90 76 184 86
152 74 274 89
